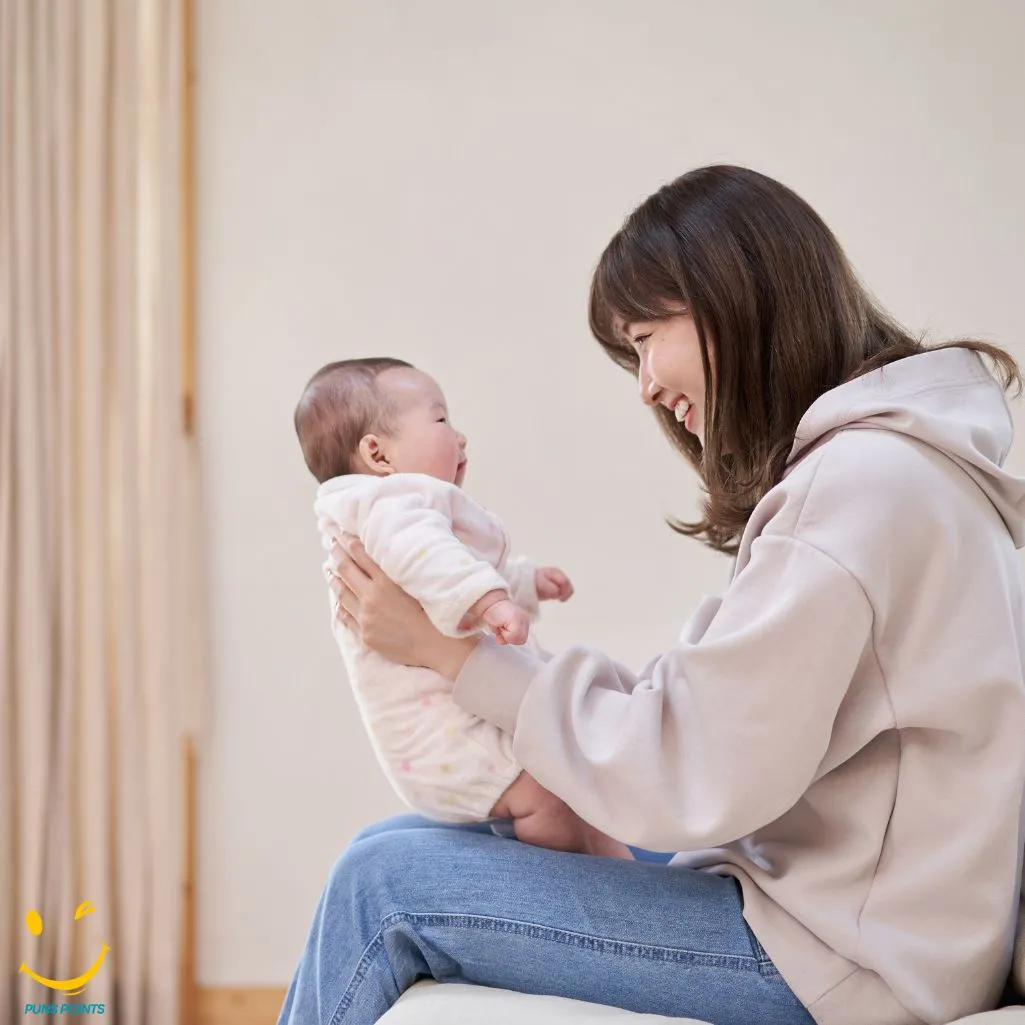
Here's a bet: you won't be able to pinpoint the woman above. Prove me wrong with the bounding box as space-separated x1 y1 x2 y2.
278 166 1025 1025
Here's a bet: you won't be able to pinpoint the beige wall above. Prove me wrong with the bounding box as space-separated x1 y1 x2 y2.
196 0 1025 985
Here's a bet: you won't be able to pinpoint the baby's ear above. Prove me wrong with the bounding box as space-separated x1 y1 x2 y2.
357 434 394 475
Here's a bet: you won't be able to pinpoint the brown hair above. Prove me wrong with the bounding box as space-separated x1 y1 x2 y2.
589 165 1022 555
294 357 414 482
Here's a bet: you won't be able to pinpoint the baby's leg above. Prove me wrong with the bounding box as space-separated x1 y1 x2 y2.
490 771 633 859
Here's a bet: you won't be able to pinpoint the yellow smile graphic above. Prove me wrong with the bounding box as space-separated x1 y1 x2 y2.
19 901 111 996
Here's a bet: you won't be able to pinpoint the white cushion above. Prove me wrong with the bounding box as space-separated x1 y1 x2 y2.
379 981 1025 1025
379 981 708 1023
955 1014 1025 1024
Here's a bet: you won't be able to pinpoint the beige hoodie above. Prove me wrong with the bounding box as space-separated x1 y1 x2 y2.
452 347 1025 1025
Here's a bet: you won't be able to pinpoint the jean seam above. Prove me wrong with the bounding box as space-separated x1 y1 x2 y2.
330 909 766 1023
734 879 781 979
404 911 764 967
744 928 781 978
330 928 387 1025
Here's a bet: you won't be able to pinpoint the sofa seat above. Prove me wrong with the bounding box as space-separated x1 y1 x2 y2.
378 980 1025 1025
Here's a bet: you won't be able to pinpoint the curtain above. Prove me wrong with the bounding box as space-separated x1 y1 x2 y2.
0 1 206 1022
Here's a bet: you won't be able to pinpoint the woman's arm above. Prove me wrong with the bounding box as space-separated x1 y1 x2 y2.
451 535 875 854
332 533 874 855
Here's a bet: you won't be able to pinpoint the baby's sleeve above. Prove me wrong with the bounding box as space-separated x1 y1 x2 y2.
357 488 512 637
502 555 540 620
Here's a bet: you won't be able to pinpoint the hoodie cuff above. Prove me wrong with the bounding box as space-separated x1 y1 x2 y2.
452 634 542 734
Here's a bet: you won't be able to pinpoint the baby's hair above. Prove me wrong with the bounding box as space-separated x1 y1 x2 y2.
294 357 414 482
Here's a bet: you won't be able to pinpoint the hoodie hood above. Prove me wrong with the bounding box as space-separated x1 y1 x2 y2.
787 347 1025 547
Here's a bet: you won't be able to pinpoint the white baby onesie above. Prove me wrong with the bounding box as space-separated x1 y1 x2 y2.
314 472 541 822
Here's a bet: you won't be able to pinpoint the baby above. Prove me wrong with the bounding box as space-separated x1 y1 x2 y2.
294 356 627 856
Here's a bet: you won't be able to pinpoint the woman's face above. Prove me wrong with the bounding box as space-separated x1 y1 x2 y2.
625 313 709 441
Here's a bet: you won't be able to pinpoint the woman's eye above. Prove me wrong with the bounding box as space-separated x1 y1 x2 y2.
632 334 650 349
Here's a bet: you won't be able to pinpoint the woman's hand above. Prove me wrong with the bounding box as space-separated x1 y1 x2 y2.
327 535 478 678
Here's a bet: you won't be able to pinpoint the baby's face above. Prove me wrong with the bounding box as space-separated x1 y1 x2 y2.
375 368 468 486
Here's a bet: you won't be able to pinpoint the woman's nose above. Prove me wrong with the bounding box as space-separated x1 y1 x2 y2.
638 367 660 407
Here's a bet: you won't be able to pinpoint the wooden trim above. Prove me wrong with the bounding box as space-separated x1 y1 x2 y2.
195 987 288 1025
178 0 198 1022
179 738 198 1025
180 0 197 437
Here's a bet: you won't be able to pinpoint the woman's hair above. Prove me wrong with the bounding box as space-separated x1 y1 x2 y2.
588 165 1022 555
294 357 413 482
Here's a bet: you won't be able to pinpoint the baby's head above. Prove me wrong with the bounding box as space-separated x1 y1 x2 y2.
295 358 468 486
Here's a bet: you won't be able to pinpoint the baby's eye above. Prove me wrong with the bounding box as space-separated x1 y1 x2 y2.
437 417 448 423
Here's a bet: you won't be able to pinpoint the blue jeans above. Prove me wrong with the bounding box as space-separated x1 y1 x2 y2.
277 814 814 1025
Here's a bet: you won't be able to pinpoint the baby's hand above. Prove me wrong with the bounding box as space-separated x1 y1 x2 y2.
536 566 574 602
480 598 531 645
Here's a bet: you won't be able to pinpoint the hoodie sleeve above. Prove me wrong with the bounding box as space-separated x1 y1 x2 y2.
452 534 875 852
354 489 512 637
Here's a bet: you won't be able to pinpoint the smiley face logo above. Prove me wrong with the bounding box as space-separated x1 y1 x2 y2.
19 901 111 995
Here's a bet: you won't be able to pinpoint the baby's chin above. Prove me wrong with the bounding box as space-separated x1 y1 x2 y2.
404 465 465 486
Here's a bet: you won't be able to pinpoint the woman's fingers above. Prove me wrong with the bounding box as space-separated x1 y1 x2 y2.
330 538 371 598
332 574 362 629
324 547 361 624
340 533 381 580
322 564 341 602
326 533 442 664
326 535 394 640
333 594 358 633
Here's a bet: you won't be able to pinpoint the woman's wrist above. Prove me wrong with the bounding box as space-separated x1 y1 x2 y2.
428 633 480 680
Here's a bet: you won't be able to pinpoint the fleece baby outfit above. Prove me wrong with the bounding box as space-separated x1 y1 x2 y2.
452 348 1025 1025
314 473 539 822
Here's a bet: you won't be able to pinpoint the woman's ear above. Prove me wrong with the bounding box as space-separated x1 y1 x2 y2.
357 434 395 475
